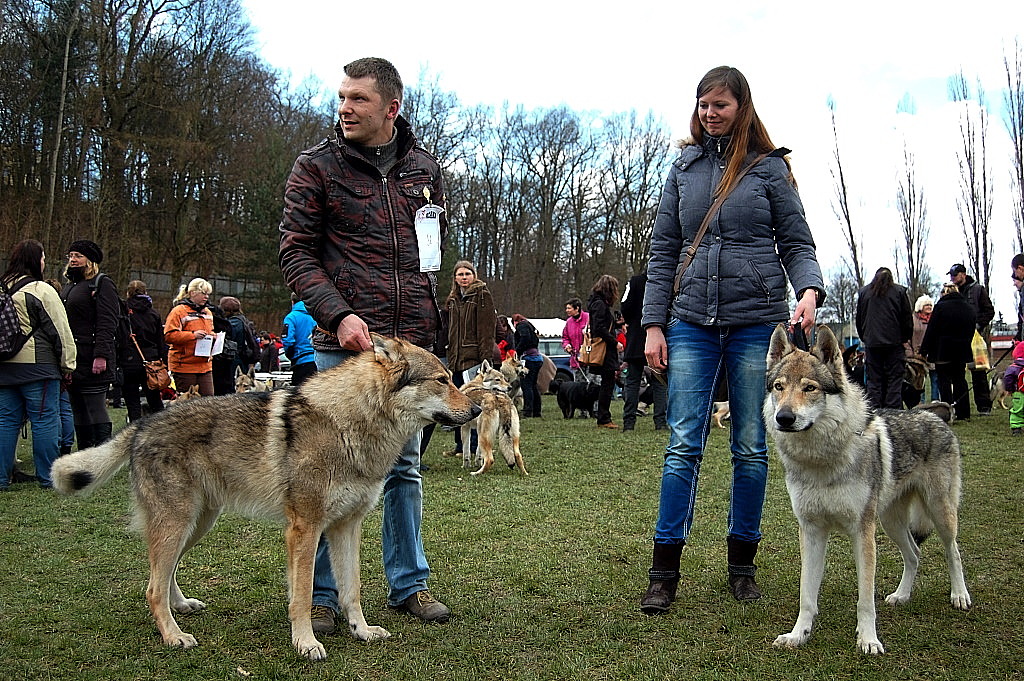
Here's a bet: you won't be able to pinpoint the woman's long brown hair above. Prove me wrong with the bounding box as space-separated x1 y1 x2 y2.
689 66 792 197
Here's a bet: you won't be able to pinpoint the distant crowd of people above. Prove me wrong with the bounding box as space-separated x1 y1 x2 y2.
856 260 1006 427
0 237 316 491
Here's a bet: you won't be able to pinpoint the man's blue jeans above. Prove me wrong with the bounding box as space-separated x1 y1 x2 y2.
312 349 430 611
654 320 774 545
0 379 61 487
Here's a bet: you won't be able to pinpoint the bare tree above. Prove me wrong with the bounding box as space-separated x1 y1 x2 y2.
1005 38 1024 254
817 266 859 344
827 96 864 287
949 71 995 289
894 141 930 299
595 110 671 277
44 2 80 247
403 69 470 173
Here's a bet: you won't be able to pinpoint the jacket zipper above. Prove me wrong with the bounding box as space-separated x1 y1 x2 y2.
382 176 401 337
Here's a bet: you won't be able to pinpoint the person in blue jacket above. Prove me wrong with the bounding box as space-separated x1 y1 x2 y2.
640 65 825 611
282 293 317 386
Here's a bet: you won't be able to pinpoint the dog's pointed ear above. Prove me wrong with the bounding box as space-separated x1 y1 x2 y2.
767 323 794 365
481 359 492 372
234 365 242 379
370 333 404 365
811 324 843 367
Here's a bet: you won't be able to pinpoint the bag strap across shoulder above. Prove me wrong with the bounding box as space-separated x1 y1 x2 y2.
130 332 146 362
672 150 773 295
2 276 35 297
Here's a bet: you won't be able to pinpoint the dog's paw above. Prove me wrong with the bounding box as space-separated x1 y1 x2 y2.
164 632 198 649
293 635 327 661
884 590 911 606
171 598 207 613
950 590 972 610
773 631 809 649
352 624 390 641
857 637 885 655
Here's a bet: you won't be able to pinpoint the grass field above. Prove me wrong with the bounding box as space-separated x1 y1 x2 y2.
1 396 1021 680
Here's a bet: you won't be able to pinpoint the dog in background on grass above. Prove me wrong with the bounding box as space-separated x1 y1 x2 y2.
711 401 730 429
991 371 1010 409
554 378 600 419
235 365 271 393
51 335 479 662
500 352 527 409
459 360 527 476
764 324 971 655
172 384 202 403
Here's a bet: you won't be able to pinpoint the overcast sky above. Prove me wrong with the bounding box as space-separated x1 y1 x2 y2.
241 0 1024 323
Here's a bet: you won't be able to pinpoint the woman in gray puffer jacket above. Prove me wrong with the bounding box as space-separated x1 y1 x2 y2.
639 66 825 612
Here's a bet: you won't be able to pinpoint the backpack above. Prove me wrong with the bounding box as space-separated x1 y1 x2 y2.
212 311 237 362
236 316 259 363
90 273 133 366
0 277 37 361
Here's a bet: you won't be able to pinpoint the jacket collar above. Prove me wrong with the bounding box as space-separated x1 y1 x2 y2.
334 115 418 163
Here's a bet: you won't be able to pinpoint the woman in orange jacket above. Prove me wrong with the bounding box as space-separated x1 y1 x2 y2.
164 278 215 396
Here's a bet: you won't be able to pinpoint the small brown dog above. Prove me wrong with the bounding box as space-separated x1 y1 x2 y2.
173 385 202 403
712 401 730 429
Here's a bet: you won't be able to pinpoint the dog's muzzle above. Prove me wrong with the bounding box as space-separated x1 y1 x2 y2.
773 407 811 432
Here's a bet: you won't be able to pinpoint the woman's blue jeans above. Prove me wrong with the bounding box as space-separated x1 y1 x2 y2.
0 379 61 487
654 320 774 545
311 349 430 611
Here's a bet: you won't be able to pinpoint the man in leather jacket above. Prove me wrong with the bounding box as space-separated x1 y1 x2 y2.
279 57 451 631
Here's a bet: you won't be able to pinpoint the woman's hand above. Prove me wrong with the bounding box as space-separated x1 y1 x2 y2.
644 326 668 371
193 329 208 339
792 289 818 332
92 357 107 374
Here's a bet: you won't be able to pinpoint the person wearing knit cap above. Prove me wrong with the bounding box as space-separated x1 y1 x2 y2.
68 239 103 265
60 240 118 449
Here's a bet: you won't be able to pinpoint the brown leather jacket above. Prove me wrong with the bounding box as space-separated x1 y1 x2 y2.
279 116 447 350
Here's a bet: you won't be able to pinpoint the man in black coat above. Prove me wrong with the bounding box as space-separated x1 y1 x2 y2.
620 273 667 431
948 263 995 414
920 284 977 421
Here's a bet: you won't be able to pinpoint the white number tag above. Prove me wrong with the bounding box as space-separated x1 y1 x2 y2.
415 202 443 272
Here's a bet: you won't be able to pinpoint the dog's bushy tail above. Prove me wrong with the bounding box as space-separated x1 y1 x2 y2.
51 425 136 496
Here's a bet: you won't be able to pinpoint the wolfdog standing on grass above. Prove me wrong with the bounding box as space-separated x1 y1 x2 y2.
763 324 971 655
52 334 479 662
459 359 527 476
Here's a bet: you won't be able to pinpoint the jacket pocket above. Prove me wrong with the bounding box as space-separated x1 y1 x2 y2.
326 175 374 233
397 178 433 207
747 261 772 307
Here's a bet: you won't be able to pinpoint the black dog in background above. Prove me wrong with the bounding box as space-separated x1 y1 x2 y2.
554 379 600 419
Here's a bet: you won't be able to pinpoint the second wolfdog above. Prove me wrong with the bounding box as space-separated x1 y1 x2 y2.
52 335 479 662
459 360 528 476
764 324 971 655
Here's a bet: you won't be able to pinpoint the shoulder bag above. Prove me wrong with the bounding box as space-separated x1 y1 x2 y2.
577 323 607 368
132 333 172 391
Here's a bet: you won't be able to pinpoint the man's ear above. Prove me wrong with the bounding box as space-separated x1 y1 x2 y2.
387 99 400 120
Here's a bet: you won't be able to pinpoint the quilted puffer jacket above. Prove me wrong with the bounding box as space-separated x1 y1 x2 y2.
642 137 824 329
